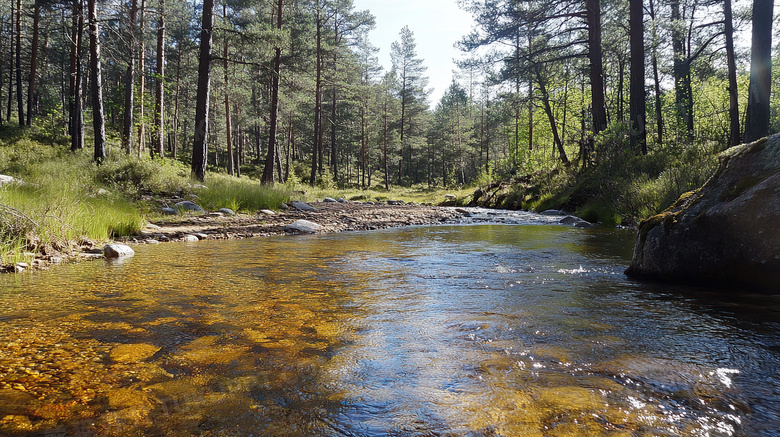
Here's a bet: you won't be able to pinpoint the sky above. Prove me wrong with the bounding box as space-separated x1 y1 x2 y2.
350 0 475 107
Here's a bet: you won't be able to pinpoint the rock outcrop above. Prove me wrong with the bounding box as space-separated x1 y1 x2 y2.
626 135 780 291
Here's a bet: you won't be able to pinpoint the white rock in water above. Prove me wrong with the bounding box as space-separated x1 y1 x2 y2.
285 219 324 234
104 244 135 259
182 234 199 242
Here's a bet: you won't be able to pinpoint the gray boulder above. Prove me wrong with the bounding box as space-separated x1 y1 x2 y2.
290 201 318 212
104 244 135 259
323 197 338 203
218 208 236 216
175 201 206 214
162 206 178 215
285 219 324 234
626 134 780 291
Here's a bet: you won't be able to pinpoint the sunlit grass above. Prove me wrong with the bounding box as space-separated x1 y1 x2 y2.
194 174 295 212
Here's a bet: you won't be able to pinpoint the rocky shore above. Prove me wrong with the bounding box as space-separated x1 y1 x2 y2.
2 200 596 273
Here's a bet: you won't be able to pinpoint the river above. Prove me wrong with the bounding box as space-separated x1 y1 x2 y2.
1 224 778 436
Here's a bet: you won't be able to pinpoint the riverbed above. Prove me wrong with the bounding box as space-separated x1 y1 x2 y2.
1 223 778 436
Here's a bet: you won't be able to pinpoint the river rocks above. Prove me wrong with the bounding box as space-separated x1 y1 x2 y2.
161 206 178 215
110 343 161 363
174 201 206 214
626 135 780 291
104 244 135 259
541 209 568 216
259 209 276 215
559 215 594 228
323 197 338 203
218 208 236 216
387 200 405 205
285 219 324 234
290 201 318 212
182 234 200 242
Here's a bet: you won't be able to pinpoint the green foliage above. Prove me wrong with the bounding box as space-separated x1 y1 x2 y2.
194 174 294 212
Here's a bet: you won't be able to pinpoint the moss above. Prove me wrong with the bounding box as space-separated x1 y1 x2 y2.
720 175 766 202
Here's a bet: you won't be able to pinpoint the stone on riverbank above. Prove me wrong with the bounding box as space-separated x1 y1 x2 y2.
175 201 206 214
218 208 236 216
290 201 318 212
285 219 324 234
626 134 780 291
104 244 135 259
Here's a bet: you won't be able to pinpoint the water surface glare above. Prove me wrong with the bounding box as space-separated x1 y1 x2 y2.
1 225 779 436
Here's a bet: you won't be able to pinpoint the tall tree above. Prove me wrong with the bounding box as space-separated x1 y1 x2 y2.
88 0 106 162
15 0 24 126
122 0 139 154
743 0 774 142
191 0 215 181
587 0 607 135
69 0 84 151
629 0 646 153
724 0 740 147
27 0 42 126
390 25 428 185
262 0 284 184
152 0 165 157
137 0 147 156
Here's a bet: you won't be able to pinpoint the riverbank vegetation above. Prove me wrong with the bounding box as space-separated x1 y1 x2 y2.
0 0 777 264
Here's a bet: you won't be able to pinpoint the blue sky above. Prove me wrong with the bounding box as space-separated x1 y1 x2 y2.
350 0 475 106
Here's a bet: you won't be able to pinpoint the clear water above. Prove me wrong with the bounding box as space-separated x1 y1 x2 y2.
0 224 778 436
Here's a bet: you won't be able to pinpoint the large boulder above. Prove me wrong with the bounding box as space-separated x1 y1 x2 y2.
626 135 780 291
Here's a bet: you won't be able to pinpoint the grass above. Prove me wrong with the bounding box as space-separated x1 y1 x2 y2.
0 127 469 266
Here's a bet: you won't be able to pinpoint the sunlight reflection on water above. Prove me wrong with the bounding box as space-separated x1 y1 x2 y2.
0 224 778 436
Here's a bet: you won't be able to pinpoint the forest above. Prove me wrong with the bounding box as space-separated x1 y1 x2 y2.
0 0 777 222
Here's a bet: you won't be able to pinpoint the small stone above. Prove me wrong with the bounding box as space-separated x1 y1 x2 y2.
161 207 178 215
337 198 348 203
444 194 457 200
145 239 160 245
218 208 236 216
193 233 209 240
279 203 289 210
259 209 276 215
541 209 568 216
323 197 338 203
14 263 27 273
182 235 199 242
103 244 135 259
145 223 161 229
387 200 405 205
207 212 224 218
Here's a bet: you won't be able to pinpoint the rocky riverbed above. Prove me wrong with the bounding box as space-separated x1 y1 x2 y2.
2 201 594 273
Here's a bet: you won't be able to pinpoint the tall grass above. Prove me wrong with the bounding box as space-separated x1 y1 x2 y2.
194 174 294 212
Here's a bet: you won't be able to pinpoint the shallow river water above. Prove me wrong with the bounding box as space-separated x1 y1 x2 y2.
1 224 779 436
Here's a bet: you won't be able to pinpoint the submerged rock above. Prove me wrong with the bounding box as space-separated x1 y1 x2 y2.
104 244 135 259
626 134 780 291
285 219 324 234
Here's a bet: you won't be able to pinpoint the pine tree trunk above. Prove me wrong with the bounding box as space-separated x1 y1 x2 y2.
629 0 647 154
122 0 138 154
223 12 233 175
88 0 106 163
587 0 607 135
743 0 773 143
70 0 84 151
15 0 24 126
137 0 147 157
191 0 215 181
310 7 322 186
27 0 41 126
649 0 663 145
724 0 740 147
153 0 165 157
262 0 284 184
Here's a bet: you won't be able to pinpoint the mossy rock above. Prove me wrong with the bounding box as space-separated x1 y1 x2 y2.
626 134 780 292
